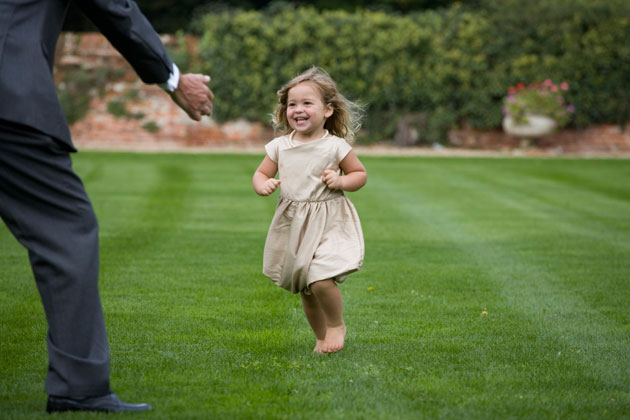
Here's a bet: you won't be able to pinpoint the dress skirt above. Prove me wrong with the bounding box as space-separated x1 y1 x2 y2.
263 195 364 294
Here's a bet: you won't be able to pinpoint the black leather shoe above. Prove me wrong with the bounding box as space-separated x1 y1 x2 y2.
46 392 152 413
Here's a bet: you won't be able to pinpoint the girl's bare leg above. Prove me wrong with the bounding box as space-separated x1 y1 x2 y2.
300 292 327 353
310 279 346 353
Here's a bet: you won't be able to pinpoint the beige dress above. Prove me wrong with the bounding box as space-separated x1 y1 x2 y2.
263 131 365 294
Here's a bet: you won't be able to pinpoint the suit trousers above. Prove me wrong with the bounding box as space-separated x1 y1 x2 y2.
0 120 111 397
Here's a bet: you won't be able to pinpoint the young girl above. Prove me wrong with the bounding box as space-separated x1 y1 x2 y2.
252 67 366 354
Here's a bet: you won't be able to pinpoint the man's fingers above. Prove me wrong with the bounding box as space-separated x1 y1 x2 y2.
173 73 216 120
189 110 202 121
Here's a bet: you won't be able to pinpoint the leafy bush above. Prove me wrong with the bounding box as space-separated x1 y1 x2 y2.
482 0 630 128
165 30 192 73
196 5 496 143
142 121 160 133
55 33 128 125
191 1 630 142
106 90 145 120
56 65 126 125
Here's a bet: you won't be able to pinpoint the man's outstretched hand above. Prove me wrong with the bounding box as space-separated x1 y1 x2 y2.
170 73 214 121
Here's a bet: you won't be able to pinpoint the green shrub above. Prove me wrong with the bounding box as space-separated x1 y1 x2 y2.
482 0 630 128
106 90 145 120
106 99 128 118
142 121 160 133
191 1 629 142
56 65 126 125
57 67 93 125
166 30 192 73
195 6 498 143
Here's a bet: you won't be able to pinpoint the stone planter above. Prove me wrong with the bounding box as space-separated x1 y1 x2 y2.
502 114 556 139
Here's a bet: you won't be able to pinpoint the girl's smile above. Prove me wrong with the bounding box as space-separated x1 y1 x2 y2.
286 82 333 141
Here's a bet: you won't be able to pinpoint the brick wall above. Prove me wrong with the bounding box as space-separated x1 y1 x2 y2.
449 124 630 154
56 33 272 151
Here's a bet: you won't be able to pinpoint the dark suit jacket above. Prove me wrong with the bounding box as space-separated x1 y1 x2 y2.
0 0 174 149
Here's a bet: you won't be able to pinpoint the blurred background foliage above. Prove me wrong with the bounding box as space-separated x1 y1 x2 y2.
62 0 629 144
63 1 470 33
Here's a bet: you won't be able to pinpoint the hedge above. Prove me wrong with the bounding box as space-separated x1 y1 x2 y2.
190 1 628 143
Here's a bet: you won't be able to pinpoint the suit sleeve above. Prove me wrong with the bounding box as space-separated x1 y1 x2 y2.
77 0 174 84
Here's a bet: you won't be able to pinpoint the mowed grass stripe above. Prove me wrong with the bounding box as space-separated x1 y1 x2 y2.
78 154 308 417
366 158 630 401
511 159 630 203
445 162 630 380
352 169 526 416
2 153 629 419
354 160 557 415
465 160 630 245
432 159 630 327
356 164 581 418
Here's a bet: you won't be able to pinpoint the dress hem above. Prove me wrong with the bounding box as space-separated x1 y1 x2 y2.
263 264 362 295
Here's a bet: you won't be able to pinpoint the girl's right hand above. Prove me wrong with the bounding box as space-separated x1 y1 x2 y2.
258 178 281 196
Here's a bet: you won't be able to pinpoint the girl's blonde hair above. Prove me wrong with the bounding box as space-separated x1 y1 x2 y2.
272 67 364 142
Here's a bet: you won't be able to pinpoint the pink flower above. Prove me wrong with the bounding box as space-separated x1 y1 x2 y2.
503 79 573 128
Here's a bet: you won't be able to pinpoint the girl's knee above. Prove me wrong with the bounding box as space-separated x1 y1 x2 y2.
309 279 335 292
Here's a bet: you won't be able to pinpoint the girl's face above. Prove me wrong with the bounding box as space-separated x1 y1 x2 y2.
286 82 333 141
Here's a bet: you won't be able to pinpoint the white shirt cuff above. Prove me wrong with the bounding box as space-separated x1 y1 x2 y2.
159 63 180 92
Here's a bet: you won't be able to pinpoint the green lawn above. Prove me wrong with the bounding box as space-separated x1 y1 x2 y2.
1 152 629 419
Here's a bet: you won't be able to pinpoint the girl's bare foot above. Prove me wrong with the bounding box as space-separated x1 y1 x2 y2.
313 339 326 354
322 324 347 353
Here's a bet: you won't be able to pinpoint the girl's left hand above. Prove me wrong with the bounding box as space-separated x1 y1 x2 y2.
322 169 343 190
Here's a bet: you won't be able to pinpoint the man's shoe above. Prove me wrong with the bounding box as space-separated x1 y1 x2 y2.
46 392 152 413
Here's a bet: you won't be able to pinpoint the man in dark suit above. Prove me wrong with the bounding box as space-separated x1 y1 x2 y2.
0 0 214 413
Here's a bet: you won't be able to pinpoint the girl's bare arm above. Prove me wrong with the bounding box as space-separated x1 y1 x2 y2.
253 155 281 196
322 151 367 192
